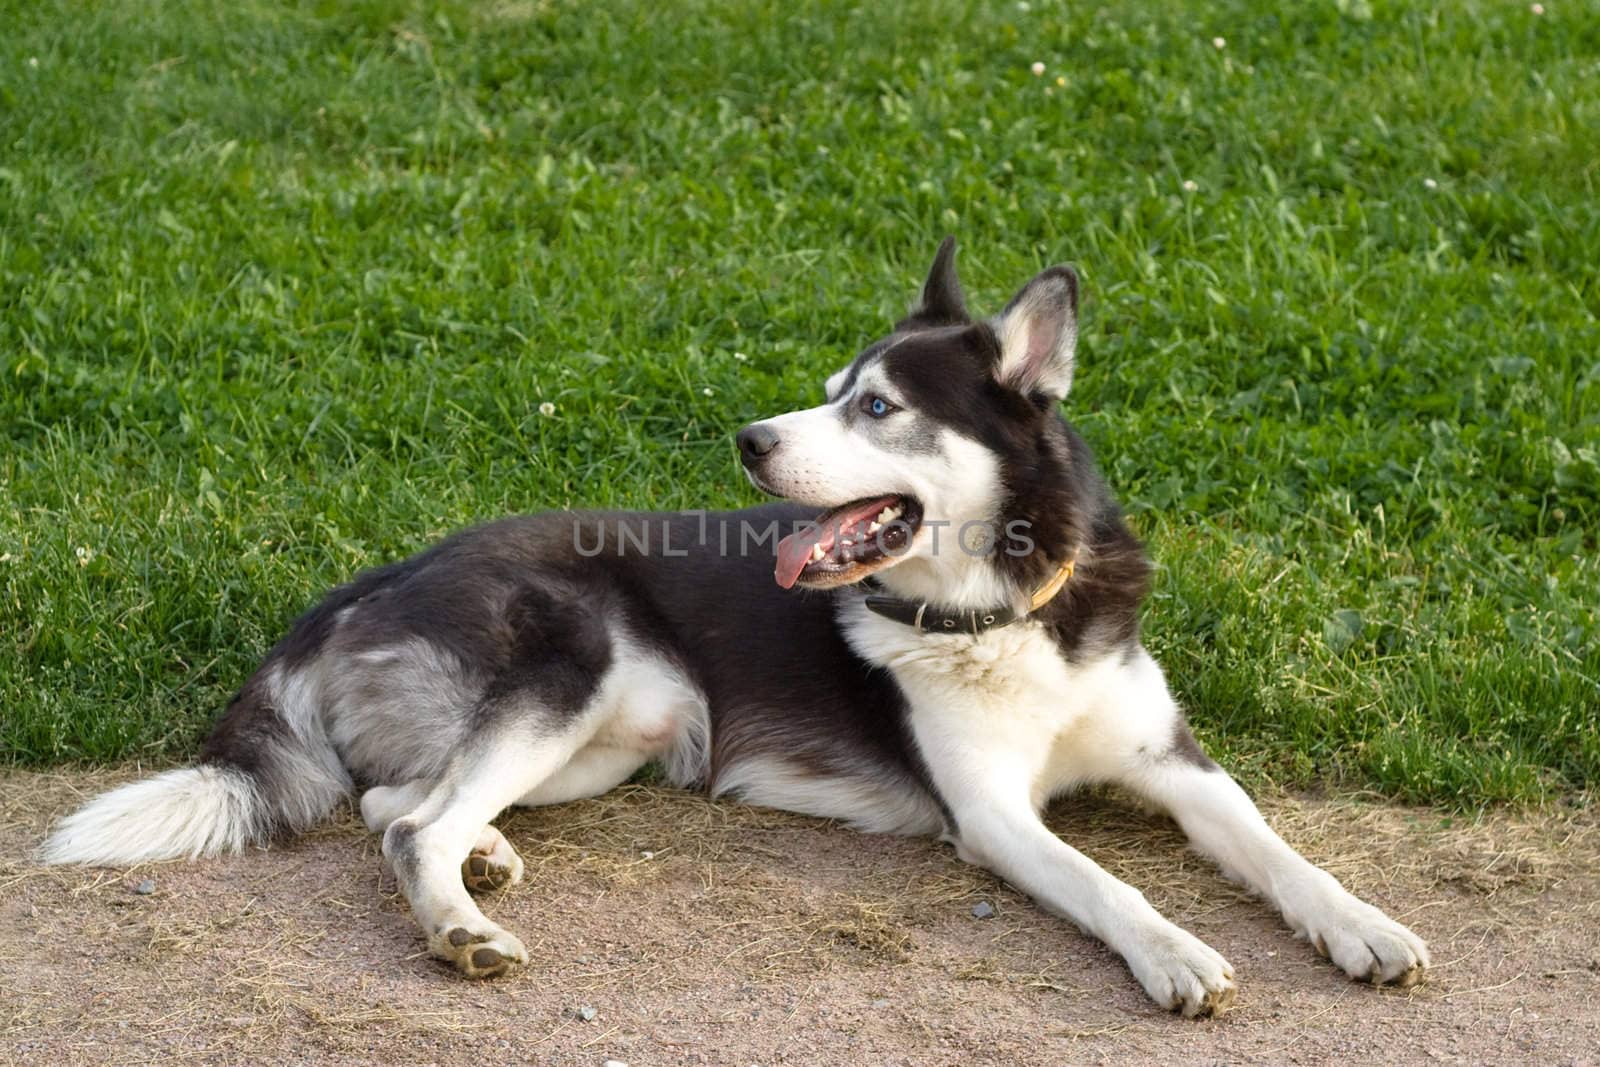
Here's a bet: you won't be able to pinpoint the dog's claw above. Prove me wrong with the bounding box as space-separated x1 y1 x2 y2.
1299 895 1429 988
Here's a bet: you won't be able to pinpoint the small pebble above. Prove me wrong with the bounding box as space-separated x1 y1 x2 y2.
133 878 156 895
604 1060 629 1067
971 901 995 919
578 1005 598 1022
870 998 890 1008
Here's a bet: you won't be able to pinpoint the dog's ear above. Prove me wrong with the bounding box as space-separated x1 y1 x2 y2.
989 265 1079 401
896 237 969 330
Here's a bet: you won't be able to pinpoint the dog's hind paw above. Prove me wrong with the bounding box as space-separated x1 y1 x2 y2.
1306 896 1429 988
429 922 528 979
1127 924 1237 1019
461 825 524 894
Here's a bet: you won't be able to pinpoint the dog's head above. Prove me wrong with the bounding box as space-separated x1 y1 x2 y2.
739 239 1084 602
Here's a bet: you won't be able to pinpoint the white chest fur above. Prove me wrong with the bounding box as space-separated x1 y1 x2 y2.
841 602 1150 811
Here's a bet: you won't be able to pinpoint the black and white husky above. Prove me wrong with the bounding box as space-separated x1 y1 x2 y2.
42 241 1427 1016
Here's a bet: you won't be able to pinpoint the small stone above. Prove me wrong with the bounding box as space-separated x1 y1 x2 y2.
133 879 156 895
870 998 890 1008
603 1061 629 1067
971 901 995 919
578 1005 598 1022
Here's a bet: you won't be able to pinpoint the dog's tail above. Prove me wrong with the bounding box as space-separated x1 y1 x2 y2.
41 646 354 867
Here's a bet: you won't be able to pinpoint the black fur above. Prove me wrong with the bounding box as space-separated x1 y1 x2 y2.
1169 717 1220 771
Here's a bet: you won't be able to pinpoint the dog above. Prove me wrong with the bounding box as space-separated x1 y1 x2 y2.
41 240 1428 1016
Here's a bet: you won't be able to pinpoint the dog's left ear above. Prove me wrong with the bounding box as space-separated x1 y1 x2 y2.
896 236 970 330
990 265 1079 401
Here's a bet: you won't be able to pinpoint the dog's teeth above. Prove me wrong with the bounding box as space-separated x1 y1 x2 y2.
810 544 826 563
879 506 902 524
867 521 881 534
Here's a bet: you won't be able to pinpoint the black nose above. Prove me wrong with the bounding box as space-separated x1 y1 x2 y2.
736 423 779 466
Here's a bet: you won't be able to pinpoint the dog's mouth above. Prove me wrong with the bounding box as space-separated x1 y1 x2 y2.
774 495 924 590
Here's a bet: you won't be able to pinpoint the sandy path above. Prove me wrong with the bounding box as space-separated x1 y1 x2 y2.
3 769 1597 1065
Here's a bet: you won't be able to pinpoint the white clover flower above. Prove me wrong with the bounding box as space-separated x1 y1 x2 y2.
1030 61 1046 76
702 387 714 397
538 401 556 417
1182 179 1199 192
1212 36 1226 49
1423 178 1438 190
733 352 748 362
1530 2 1544 13
75 546 95 566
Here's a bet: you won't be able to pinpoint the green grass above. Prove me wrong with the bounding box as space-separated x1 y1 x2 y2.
2 0 1597 807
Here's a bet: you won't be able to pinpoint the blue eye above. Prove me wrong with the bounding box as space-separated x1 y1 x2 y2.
865 395 893 418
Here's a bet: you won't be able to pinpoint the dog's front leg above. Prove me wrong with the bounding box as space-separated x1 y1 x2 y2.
1114 648 1430 987
949 791 1236 1017
1132 757 1430 986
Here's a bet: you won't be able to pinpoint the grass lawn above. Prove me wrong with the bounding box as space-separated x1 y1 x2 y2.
1 0 1596 806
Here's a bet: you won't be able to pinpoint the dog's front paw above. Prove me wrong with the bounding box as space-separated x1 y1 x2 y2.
1303 895 1429 987
1126 923 1236 1018
428 922 528 979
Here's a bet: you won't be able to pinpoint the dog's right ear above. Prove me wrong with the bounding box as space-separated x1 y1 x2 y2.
896 237 969 330
989 265 1079 402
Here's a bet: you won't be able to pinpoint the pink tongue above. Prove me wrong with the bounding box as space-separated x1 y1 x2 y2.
773 496 899 590
774 530 818 590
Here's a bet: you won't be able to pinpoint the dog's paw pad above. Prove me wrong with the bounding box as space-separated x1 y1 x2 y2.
462 852 519 894
430 924 527 979
460 827 524 894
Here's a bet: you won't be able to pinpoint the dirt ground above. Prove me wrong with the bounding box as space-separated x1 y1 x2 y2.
2 769 1597 1066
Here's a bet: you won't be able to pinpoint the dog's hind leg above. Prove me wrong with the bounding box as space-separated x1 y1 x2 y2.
383 710 602 979
516 743 652 807
1107 647 1430 988
363 780 524 894
360 779 431 832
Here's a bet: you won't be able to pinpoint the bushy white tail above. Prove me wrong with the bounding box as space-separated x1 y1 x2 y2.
39 765 263 866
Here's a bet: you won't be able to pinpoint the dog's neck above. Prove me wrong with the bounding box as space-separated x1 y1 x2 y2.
865 550 1018 613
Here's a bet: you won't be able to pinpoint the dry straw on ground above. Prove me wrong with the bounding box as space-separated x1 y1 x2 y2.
3 768 1597 1065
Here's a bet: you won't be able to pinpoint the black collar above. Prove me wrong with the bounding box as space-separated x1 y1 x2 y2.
860 554 1079 635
